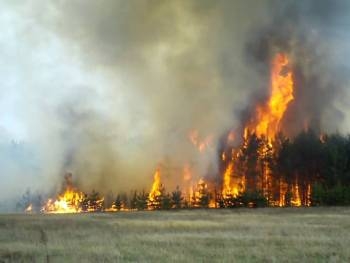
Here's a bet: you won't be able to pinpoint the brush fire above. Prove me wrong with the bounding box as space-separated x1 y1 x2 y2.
22 51 327 214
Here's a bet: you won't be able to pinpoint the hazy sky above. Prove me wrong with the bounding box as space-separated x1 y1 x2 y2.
1 0 350 205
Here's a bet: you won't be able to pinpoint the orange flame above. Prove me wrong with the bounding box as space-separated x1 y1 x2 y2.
307 183 311 206
148 167 162 204
41 189 85 213
222 163 238 198
40 173 104 213
191 178 215 208
227 131 235 143
279 180 288 207
222 52 299 206
189 130 213 153
244 53 294 140
183 164 192 182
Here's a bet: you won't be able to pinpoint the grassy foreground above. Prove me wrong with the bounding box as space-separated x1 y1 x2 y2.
0 208 349 262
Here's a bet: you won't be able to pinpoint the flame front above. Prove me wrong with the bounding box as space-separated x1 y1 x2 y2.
24 52 314 213
42 188 84 213
245 53 294 140
40 173 104 213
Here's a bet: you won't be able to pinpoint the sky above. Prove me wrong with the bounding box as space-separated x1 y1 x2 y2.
1 0 350 208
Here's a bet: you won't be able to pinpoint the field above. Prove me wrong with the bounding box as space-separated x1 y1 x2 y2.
0 208 349 262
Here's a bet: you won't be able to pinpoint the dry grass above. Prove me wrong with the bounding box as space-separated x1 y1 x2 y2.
0 208 350 262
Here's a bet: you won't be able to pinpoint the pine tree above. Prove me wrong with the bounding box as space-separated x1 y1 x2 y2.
136 190 148 210
114 194 122 211
171 186 183 209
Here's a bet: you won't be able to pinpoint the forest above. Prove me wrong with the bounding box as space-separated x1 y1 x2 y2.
18 130 350 213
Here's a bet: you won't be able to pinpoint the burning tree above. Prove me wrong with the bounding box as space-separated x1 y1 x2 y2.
218 52 307 207
191 179 211 208
146 167 172 210
81 190 104 212
22 51 350 213
41 173 85 213
37 173 105 213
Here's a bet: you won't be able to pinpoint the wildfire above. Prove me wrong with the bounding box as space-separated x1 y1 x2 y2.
291 183 302 207
242 52 299 205
222 163 238 198
148 167 162 205
40 173 104 213
227 131 235 143
21 52 316 213
41 174 85 213
190 178 215 208
41 189 84 213
189 130 213 152
183 164 192 181
278 181 288 207
244 53 294 140
25 204 33 213
219 52 310 207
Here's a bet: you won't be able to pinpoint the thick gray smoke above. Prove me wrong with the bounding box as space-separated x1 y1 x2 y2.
1 0 350 210
244 0 350 136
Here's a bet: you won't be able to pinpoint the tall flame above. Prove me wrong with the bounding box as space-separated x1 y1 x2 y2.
222 163 238 198
244 53 294 140
222 52 299 205
148 167 162 203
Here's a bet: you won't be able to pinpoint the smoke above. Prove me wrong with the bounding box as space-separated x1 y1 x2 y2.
244 0 350 136
1 0 350 208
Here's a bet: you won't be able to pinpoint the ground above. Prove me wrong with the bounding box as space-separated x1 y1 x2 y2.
0 208 349 262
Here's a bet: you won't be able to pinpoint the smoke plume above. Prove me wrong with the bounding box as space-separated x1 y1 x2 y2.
1 0 350 210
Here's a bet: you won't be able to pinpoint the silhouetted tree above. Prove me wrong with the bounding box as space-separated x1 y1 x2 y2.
130 191 138 210
136 190 148 210
171 186 183 209
114 194 122 211
83 190 104 212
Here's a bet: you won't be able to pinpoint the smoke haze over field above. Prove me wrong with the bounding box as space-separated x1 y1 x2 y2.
1 0 350 208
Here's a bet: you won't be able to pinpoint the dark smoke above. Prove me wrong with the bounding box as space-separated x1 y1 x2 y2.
245 0 350 136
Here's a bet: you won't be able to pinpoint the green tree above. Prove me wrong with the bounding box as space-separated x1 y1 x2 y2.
114 194 122 211
130 191 138 210
136 190 148 210
171 186 183 209
160 192 171 210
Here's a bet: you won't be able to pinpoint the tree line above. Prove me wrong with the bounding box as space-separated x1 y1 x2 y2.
219 130 350 207
19 130 350 212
